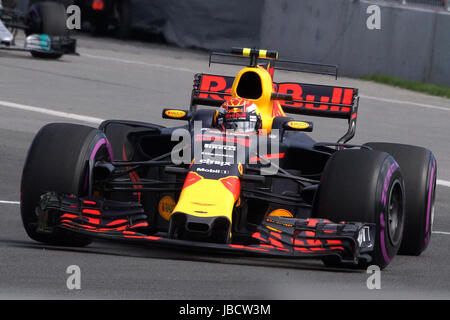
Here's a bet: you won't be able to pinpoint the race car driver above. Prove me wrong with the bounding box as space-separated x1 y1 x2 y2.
216 97 262 134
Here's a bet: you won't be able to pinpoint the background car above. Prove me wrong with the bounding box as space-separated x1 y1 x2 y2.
0 0 76 58
74 0 131 38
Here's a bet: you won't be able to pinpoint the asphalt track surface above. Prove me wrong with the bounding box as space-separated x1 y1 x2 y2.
0 34 449 300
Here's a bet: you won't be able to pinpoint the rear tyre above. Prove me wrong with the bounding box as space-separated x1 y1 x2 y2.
364 142 437 256
313 149 405 269
21 123 112 246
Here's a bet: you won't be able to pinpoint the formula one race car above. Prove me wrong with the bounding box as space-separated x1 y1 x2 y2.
20 48 437 269
0 0 76 59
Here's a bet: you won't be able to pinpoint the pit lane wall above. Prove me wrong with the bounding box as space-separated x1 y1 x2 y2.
132 0 450 86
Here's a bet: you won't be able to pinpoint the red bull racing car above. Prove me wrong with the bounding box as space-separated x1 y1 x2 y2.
20 48 437 269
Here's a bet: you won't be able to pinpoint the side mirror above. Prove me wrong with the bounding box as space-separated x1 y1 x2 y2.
162 109 192 121
284 120 313 132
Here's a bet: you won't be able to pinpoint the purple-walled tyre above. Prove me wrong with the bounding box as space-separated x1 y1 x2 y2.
313 149 405 269
20 123 113 246
365 143 437 256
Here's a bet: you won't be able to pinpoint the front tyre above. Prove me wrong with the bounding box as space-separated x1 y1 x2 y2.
313 149 405 269
21 123 113 246
26 1 68 36
27 1 68 59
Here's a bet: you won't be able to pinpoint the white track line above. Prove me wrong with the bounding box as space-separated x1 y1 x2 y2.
0 200 20 205
82 53 197 74
81 54 450 113
0 100 103 124
437 179 450 188
433 231 450 235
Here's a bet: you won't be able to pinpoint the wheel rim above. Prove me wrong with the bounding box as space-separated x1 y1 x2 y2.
387 179 404 246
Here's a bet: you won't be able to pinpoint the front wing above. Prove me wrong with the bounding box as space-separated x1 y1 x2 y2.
36 192 375 265
0 34 77 56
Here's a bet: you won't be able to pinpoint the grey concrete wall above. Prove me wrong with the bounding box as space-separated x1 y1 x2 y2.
429 11 450 85
135 0 450 86
260 0 450 86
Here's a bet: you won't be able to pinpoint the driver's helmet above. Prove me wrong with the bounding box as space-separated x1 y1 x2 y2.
217 98 262 133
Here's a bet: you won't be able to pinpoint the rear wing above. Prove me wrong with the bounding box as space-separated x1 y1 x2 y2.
209 51 338 79
190 73 359 143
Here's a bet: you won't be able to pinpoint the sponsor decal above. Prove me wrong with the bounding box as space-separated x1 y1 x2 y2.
225 112 246 119
204 143 236 151
286 121 311 130
158 196 176 221
198 75 233 101
198 159 231 167
202 152 234 159
194 74 355 114
165 109 187 118
277 83 353 112
196 167 229 174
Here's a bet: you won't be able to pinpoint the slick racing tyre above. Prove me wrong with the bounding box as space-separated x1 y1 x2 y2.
364 142 437 256
21 123 112 246
27 1 68 59
27 1 67 36
313 149 405 269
